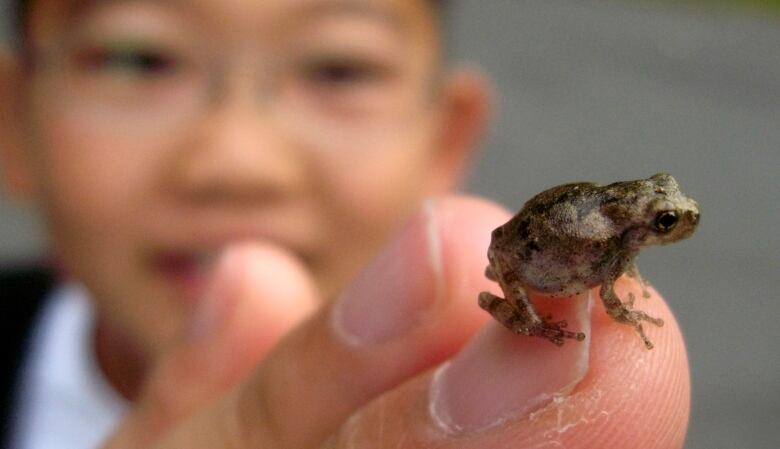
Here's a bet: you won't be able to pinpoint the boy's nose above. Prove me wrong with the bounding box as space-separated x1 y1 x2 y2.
167 105 306 204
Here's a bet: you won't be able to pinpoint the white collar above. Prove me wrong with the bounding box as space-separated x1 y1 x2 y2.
10 283 128 449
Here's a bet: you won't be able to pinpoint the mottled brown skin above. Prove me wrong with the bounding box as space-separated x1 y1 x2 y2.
479 173 699 349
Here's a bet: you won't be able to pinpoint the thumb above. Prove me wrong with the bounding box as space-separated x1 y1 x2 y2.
324 278 689 449
103 243 319 448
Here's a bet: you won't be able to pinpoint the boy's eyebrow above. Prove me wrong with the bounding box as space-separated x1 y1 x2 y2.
289 0 406 31
64 0 137 21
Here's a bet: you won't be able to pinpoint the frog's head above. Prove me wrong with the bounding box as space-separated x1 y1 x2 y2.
639 173 700 246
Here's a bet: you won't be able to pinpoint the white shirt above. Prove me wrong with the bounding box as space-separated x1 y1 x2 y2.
9 283 128 449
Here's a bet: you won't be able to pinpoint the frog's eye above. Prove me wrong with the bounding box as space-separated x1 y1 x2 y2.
654 211 678 233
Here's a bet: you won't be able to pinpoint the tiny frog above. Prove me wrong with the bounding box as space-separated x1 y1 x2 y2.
479 173 699 349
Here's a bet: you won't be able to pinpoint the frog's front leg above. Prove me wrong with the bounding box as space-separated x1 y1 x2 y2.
599 280 664 350
478 288 585 346
625 262 651 302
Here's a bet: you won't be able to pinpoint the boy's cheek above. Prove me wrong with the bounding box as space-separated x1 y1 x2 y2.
38 114 160 217
52 231 182 353
312 141 438 295
30 116 186 350
318 130 435 221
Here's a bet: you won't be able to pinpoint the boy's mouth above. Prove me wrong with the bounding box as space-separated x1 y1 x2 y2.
154 250 220 307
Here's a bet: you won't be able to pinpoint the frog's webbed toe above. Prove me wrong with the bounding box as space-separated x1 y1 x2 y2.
527 319 586 346
620 312 662 350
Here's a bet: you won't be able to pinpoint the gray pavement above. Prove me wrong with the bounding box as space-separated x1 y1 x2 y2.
2 1 779 448
453 2 780 448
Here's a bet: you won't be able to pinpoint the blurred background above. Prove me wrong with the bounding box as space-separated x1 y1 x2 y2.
1 1 778 448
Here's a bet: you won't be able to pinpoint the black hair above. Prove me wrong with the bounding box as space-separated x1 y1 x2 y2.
11 0 446 51
10 0 30 51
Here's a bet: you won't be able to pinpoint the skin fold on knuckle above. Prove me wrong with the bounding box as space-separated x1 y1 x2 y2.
319 395 413 449
227 376 292 449
231 316 342 449
142 391 259 449
132 369 197 440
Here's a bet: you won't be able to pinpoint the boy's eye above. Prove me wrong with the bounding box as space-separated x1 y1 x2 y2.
300 56 392 87
74 45 177 77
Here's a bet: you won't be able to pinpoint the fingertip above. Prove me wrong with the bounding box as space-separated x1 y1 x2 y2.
236 242 320 315
553 277 691 448
189 243 320 345
226 242 321 352
422 195 513 348
432 278 689 448
331 195 510 347
431 195 512 242
429 194 512 312
587 277 689 377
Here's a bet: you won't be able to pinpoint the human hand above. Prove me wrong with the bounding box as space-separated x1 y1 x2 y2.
102 196 689 449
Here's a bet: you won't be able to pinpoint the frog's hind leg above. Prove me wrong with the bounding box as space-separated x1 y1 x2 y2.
478 290 585 346
478 292 518 331
599 282 664 350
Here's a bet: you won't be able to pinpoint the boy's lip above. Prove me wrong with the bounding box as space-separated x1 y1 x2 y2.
153 249 220 307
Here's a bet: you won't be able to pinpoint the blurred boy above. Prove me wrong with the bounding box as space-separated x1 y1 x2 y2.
0 1 691 448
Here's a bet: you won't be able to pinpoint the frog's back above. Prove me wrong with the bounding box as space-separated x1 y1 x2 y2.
521 182 597 214
511 181 611 241
490 182 620 296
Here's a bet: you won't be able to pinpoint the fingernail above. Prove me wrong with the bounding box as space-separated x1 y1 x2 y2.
429 292 592 433
187 247 243 341
332 200 443 345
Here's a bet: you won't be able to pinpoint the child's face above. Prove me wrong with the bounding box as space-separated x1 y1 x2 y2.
1 0 487 354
